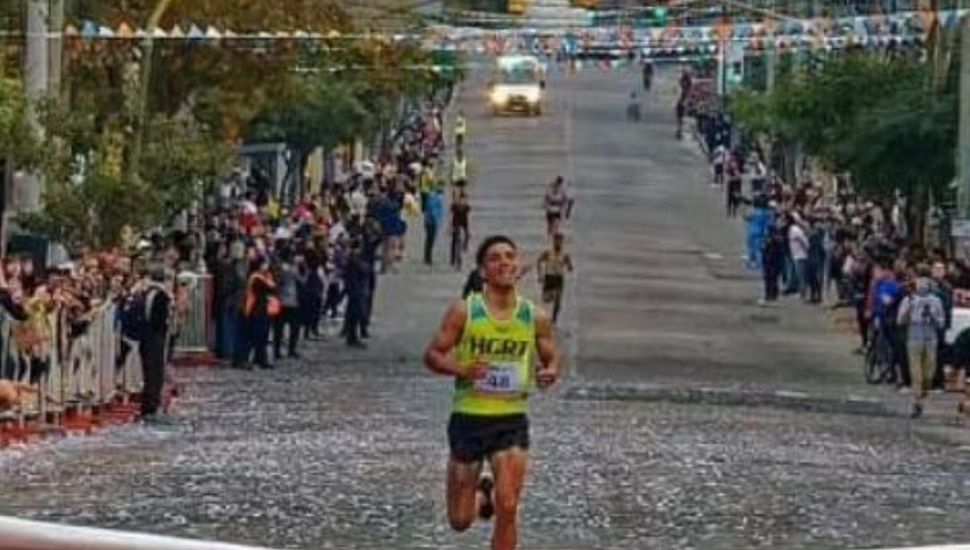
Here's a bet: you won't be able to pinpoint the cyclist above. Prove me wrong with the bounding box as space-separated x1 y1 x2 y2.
543 176 574 238
868 261 905 387
536 232 574 324
642 60 654 91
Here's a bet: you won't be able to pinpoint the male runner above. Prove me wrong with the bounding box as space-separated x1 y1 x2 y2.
543 176 573 238
536 232 574 324
425 235 562 550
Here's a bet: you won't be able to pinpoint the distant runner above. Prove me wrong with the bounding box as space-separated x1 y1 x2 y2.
536 232 573 324
455 110 467 150
425 235 562 550
543 176 574 238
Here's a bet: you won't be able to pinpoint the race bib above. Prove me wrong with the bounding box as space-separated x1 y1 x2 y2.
473 363 525 395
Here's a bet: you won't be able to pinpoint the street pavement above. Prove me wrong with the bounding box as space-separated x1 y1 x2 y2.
1 66 970 549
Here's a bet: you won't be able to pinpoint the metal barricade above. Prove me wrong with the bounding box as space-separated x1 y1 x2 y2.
0 300 145 443
174 272 213 354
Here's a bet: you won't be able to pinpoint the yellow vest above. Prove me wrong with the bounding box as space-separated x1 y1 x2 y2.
453 293 535 416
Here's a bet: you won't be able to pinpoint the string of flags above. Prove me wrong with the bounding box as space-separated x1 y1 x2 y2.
60 8 968 59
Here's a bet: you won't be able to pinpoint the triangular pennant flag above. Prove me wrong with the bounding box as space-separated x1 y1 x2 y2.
134 27 147 38
223 29 238 39
116 22 134 39
205 26 222 40
275 31 291 39
187 24 204 39
169 24 185 38
151 26 167 39
81 20 97 38
64 24 79 37
98 26 115 38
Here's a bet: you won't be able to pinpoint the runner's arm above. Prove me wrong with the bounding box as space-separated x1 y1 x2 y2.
536 252 548 280
535 307 562 384
424 299 467 378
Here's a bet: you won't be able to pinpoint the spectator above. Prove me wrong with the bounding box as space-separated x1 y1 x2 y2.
138 264 173 423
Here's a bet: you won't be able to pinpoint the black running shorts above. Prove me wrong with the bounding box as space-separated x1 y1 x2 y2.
543 274 564 294
448 413 529 463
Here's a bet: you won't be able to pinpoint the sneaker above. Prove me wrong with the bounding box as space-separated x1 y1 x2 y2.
910 403 923 419
477 474 495 521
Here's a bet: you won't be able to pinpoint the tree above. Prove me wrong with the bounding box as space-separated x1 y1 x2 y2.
729 51 959 243
0 76 40 170
19 99 233 250
249 76 370 200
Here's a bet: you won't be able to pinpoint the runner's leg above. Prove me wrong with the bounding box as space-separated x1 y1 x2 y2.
447 458 484 532
553 287 562 324
489 448 528 550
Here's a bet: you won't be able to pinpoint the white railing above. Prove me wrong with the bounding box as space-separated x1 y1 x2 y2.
0 515 276 550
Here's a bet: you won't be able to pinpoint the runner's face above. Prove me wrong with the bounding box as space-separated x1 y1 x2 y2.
483 243 519 288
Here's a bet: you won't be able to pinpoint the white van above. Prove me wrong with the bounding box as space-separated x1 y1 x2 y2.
488 54 546 116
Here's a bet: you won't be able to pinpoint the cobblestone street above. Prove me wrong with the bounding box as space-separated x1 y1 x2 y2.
1 68 970 549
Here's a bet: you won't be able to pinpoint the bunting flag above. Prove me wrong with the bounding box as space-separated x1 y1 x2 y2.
52 8 966 64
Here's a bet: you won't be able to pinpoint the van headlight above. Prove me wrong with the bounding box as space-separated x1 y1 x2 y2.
490 88 508 105
524 88 541 103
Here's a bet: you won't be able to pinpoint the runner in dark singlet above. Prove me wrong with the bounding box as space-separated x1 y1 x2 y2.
536 232 574 324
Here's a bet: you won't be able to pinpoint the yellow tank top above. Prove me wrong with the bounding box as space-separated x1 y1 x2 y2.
453 292 535 416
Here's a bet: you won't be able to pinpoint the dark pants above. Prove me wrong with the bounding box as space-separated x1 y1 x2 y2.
856 301 869 348
763 258 781 301
219 307 240 361
247 314 271 367
325 282 344 318
301 293 323 337
272 306 301 358
345 290 365 344
891 325 910 387
424 221 438 265
231 313 250 367
139 334 167 416
363 268 377 334
807 261 823 303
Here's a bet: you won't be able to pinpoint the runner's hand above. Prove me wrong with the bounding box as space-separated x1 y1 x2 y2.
536 367 558 389
458 359 489 382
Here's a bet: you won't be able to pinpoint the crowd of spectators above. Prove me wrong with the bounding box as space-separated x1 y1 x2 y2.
0 99 451 424
705 133 970 417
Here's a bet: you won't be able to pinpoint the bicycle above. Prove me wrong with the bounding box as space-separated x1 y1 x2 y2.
864 319 896 384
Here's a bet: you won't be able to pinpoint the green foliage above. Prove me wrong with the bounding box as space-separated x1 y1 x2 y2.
0 76 40 169
249 76 369 152
729 52 957 201
19 99 233 249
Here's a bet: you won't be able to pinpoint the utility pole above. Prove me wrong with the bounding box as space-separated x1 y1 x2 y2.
21 0 50 214
957 16 970 220
48 0 63 97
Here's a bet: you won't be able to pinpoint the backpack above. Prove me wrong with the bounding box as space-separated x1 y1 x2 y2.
120 288 156 342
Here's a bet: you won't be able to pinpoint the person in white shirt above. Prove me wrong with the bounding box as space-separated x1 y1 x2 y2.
349 184 368 219
787 214 809 300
